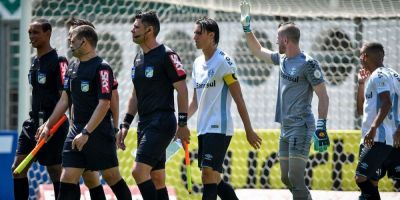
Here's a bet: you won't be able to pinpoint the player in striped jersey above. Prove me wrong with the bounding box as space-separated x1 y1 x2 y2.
355 42 400 200
189 17 262 200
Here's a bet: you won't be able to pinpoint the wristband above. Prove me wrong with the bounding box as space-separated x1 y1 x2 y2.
123 113 134 125
316 119 327 130
82 128 90 137
120 122 129 130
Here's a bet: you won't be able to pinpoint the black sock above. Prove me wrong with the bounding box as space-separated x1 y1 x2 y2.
13 178 29 200
157 187 169 200
137 179 157 200
89 184 106 200
58 182 80 200
53 181 60 199
202 183 217 200
110 179 132 200
217 180 239 200
357 180 380 200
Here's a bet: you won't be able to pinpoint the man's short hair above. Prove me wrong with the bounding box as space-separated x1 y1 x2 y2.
33 19 52 32
195 17 220 45
362 42 385 59
72 25 98 48
66 17 95 29
278 22 300 44
135 10 160 37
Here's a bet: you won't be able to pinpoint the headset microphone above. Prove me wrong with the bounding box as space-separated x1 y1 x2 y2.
71 41 84 52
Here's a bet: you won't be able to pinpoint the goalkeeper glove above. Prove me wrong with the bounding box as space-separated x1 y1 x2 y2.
313 119 330 152
240 0 252 33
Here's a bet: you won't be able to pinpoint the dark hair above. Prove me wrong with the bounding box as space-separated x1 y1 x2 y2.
66 17 95 29
72 25 98 47
362 42 385 62
135 11 160 36
278 22 300 44
195 17 220 45
33 19 52 32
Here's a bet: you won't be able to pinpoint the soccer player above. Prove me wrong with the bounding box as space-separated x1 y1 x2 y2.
355 42 400 200
38 25 131 200
188 17 262 200
11 19 69 200
117 11 190 200
240 1 330 199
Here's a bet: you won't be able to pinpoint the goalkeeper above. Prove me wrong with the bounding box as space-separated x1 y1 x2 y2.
239 1 330 199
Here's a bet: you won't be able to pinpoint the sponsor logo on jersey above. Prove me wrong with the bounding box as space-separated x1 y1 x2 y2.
211 124 219 128
100 70 110 93
290 68 297 75
59 61 68 85
169 54 186 76
81 80 89 92
145 66 154 78
280 71 299 82
196 80 216 89
37 72 46 84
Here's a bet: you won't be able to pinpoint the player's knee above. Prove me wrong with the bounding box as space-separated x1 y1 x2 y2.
82 172 101 188
103 168 122 185
201 167 217 184
150 172 165 187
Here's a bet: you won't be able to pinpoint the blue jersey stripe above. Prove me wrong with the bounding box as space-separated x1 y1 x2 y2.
376 96 386 142
393 94 399 127
220 83 229 134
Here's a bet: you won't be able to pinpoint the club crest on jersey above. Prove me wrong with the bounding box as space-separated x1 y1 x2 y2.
289 68 297 75
81 80 89 92
208 70 215 78
145 66 154 78
37 72 46 84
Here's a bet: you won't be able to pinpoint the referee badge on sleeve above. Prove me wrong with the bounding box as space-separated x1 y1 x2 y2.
81 80 89 92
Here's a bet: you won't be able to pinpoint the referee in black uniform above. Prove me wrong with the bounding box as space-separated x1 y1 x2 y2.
39 25 131 200
11 19 69 200
117 11 190 200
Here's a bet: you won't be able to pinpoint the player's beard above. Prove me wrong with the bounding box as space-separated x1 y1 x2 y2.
279 44 286 54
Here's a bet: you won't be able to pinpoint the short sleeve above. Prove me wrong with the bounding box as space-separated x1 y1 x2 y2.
271 52 280 65
112 77 118 90
372 71 390 94
96 64 114 100
304 59 325 86
165 51 186 83
57 56 69 91
220 53 238 85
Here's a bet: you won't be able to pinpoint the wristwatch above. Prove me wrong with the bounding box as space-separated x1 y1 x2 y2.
120 122 129 130
81 128 90 137
114 128 119 134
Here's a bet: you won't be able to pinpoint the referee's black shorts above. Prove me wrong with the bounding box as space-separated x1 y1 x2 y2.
16 118 69 166
135 111 176 170
62 122 118 171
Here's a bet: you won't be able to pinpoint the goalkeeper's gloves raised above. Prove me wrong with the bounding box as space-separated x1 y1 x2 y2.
240 0 252 33
313 119 330 152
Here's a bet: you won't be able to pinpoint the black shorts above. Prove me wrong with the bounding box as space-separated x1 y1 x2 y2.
381 147 400 180
198 133 232 173
62 123 118 171
16 118 69 166
136 112 176 170
356 142 392 180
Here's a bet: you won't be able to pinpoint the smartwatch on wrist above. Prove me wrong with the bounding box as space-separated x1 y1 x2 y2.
82 128 90 137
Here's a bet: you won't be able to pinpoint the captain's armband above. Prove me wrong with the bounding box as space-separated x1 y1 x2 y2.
223 73 238 86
